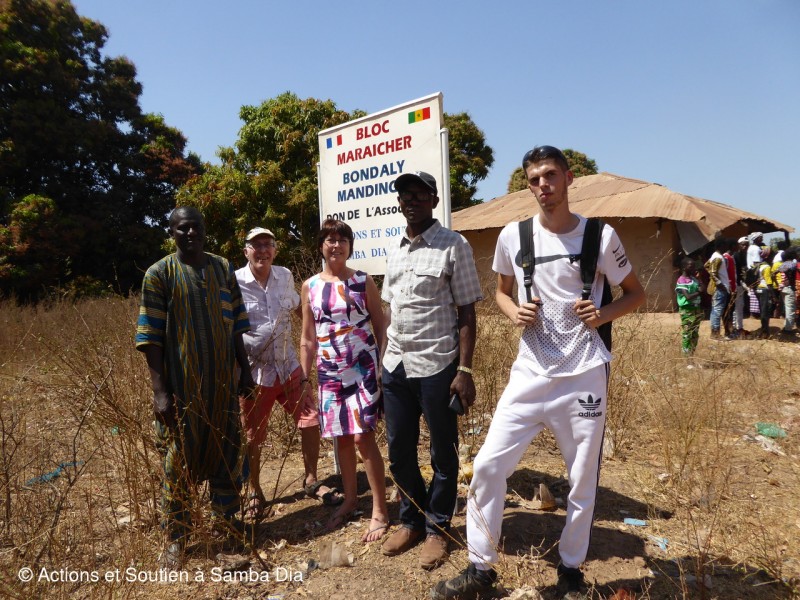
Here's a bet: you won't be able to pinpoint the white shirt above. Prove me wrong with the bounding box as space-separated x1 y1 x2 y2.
493 214 632 377
708 251 730 292
747 244 762 268
236 264 300 386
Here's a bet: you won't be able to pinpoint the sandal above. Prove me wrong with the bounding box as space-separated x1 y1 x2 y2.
304 481 344 506
244 493 267 521
361 518 390 543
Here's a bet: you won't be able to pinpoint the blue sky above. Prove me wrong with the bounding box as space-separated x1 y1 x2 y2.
72 0 800 238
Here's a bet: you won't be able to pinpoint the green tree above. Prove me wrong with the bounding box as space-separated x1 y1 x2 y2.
563 149 598 177
507 148 599 193
0 0 199 299
507 168 529 194
179 100 496 262
178 93 359 267
0 195 71 294
444 112 494 210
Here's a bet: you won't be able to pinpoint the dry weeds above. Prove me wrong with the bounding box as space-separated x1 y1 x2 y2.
0 297 798 599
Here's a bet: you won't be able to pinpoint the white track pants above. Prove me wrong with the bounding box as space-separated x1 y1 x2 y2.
467 359 608 570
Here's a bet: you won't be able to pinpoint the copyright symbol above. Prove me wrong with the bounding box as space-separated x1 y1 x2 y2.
18 566 33 582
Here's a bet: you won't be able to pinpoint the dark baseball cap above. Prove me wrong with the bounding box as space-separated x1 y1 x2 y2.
394 171 437 195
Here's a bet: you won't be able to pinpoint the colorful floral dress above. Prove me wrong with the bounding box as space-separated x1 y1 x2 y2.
308 270 381 437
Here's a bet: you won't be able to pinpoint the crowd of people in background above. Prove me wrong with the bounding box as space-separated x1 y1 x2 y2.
677 232 799 356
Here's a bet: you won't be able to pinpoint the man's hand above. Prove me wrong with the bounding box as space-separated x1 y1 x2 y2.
450 371 476 416
153 390 177 429
574 298 602 328
515 300 542 327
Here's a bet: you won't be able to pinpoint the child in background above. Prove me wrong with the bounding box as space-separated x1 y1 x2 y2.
676 257 705 357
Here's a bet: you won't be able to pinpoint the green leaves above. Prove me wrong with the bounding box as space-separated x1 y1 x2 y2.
0 0 198 300
507 149 599 193
178 92 356 267
444 112 494 210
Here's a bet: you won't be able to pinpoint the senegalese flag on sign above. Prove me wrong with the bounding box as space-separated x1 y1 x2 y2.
326 134 343 149
408 107 431 124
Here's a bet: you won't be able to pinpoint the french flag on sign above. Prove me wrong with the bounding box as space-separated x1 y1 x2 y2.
326 134 343 149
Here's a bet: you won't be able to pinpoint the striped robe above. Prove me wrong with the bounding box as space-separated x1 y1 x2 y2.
136 253 250 536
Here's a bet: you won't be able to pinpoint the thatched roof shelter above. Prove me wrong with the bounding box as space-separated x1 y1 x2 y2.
453 172 792 253
452 172 793 311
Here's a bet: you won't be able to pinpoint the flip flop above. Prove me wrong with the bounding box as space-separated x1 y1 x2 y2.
361 519 390 543
304 481 344 506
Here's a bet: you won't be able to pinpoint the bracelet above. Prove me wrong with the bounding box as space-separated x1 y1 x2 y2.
300 377 310 384
456 365 474 376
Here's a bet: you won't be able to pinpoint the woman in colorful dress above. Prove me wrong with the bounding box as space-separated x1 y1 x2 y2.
300 219 389 542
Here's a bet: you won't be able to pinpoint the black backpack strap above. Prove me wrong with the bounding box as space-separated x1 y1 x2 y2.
580 217 603 300
519 218 534 303
580 218 613 350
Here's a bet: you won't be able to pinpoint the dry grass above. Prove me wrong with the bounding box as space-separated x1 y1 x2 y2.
0 297 798 599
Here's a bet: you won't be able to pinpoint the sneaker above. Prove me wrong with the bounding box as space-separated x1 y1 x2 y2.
557 564 587 600
158 541 184 570
381 525 424 556
431 563 497 599
420 532 449 570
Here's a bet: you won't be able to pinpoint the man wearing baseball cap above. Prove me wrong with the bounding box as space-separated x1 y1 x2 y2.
380 171 483 569
235 227 343 520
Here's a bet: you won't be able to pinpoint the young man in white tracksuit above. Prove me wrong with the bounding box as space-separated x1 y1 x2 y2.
432 146 645 600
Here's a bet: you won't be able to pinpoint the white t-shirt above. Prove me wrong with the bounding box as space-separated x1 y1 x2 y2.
708 251 730 291
747 244 762 269
493 214 632 377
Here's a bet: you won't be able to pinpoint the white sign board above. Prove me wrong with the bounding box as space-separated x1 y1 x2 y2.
317 93 447 275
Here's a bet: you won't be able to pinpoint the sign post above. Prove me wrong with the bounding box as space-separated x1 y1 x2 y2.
317 93 447 275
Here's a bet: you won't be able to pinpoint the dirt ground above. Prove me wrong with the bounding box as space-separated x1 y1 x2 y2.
4 311 799 600
124 314 800 600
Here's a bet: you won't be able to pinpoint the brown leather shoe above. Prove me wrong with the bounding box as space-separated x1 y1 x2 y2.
381 525 424 556
419 533 449 570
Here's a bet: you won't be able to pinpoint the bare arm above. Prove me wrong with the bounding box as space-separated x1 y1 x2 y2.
142 344 175 429
299 280 318 381
495 273 541 327
365 275 386 357
574 270 646 328
450 303 477 412
234 333 255 397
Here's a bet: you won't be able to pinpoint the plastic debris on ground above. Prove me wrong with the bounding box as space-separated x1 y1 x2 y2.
25 460 84 486
648 535 669 551
742 433 786 456
755 422 787 438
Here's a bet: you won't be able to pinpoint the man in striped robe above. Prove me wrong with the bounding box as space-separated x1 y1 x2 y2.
136 206 254 568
